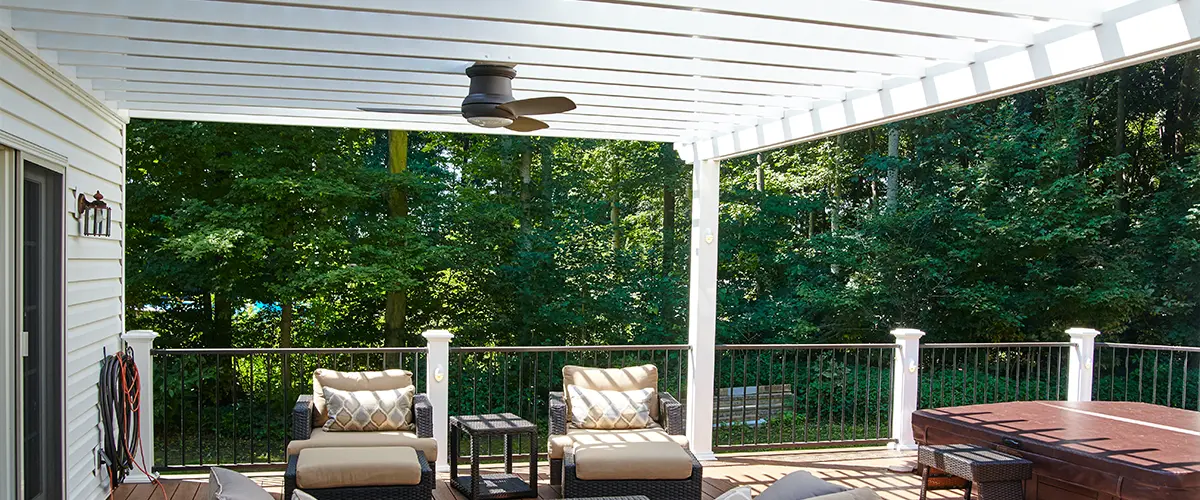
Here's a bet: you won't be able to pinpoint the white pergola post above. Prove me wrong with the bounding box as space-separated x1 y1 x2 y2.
422 329 454 472
889 328 924 451
685 155 719 461
121 330 160 483
1066 328 1100 402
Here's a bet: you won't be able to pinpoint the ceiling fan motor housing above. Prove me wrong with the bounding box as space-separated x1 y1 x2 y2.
462 64 518 122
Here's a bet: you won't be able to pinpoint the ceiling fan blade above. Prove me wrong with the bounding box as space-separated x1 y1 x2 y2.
505 116 549 132
498 96 576 116
358 107 462 115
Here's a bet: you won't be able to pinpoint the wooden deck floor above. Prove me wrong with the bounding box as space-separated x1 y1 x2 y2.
116 447 970 500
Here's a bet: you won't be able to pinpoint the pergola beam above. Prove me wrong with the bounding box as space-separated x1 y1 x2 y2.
591 0 1041 43
37 35 866 96
58 53 834 105
77 68 791 121
235 0 1035 45
11 13 902 86
7 0 982 62
128 107 680 142
682 0 1200 161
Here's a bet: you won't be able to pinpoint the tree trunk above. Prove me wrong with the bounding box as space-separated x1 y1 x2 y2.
661 147 678 337
541 142 554 223
1114 70 1130 236
519 147 532 232
886 128 900 214
385 130 409 347
610 159 623 251
280 302 293 394
755 153 765 192
212 293 233 347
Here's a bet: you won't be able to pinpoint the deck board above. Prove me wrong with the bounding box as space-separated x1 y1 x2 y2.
148 447 971 500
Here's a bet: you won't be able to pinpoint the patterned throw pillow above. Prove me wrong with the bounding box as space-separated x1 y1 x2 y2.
568 385 654 429
322 386 414 432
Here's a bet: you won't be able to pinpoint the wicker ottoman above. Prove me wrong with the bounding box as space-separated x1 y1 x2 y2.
284 446 435 500
918 444 1032 500
563 442 702 500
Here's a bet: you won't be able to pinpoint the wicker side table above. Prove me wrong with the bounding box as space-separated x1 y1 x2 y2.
450 413 538 500
918 444 1032 500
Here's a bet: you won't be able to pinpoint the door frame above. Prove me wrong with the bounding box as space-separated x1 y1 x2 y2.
1 145 15 500
12 150 67 500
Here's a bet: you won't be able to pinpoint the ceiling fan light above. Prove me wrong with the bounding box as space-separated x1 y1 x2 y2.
466 116 514 128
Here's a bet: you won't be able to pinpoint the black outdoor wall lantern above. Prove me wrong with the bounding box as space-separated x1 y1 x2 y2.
77 190 112 237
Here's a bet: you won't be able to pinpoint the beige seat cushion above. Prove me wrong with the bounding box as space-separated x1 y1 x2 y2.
563 364 659 421
287 428 438 461
572 442 694 480
312 369 414 426
296 446 422 489
548 427 688 459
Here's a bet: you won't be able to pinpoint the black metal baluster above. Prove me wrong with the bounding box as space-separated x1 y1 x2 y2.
753 350 762 445
814 352 822 442
791 349 799 444
1146 350 1153 403
852 348 860 441
1167 351 1175 408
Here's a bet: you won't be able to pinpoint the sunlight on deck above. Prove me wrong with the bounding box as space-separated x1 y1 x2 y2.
119 447 973 500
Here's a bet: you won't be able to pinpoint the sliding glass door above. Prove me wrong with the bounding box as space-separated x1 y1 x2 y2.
17 159 63 500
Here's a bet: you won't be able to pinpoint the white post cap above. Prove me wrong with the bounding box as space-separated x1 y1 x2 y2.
422 329 454 341
122 330 160 341
890 328 926 339
1065 328 1101 339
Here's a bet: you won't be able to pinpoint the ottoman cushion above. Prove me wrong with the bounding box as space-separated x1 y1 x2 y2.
918 444 1032 482
549 426 689 459
296 446 422 489
573 442 693 480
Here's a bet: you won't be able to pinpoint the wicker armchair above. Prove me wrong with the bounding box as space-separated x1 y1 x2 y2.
548 365 686 486
287 369 437 461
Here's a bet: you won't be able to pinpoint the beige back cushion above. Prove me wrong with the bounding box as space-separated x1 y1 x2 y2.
312 369 414 426
563 364 658 421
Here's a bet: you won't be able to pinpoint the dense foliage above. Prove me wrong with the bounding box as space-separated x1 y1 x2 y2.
128 52 1200 349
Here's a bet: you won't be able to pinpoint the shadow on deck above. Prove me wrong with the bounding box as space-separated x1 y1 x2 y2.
117 447 971 500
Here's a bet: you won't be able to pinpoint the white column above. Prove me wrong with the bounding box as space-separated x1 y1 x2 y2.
422 329 454 472
685 156 719 462
888 328 925 451
1066 328 1100 402
121 330 159 483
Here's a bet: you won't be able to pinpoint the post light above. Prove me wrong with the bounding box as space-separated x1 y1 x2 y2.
77 191 112 237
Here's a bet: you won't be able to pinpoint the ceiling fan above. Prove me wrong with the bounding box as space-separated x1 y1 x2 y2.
359 63 576 132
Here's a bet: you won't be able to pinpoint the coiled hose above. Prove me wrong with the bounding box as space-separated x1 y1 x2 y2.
99 347 163 498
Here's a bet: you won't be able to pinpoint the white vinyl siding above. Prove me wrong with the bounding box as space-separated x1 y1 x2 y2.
0 31 126 500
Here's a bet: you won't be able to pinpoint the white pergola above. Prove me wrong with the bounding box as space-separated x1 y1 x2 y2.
3 0 1200 469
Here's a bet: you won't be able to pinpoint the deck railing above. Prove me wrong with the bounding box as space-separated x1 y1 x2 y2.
448 345 688 460
138 331 1197 472
151 347 426 471
918 343 1072 408
1093 342 1200 410
712 344 896 451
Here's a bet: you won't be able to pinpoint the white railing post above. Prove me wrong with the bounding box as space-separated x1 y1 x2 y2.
889 328 924 451
1066 328 1100 402
422 329 453 472
685 156 719 462
121 330 159 483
